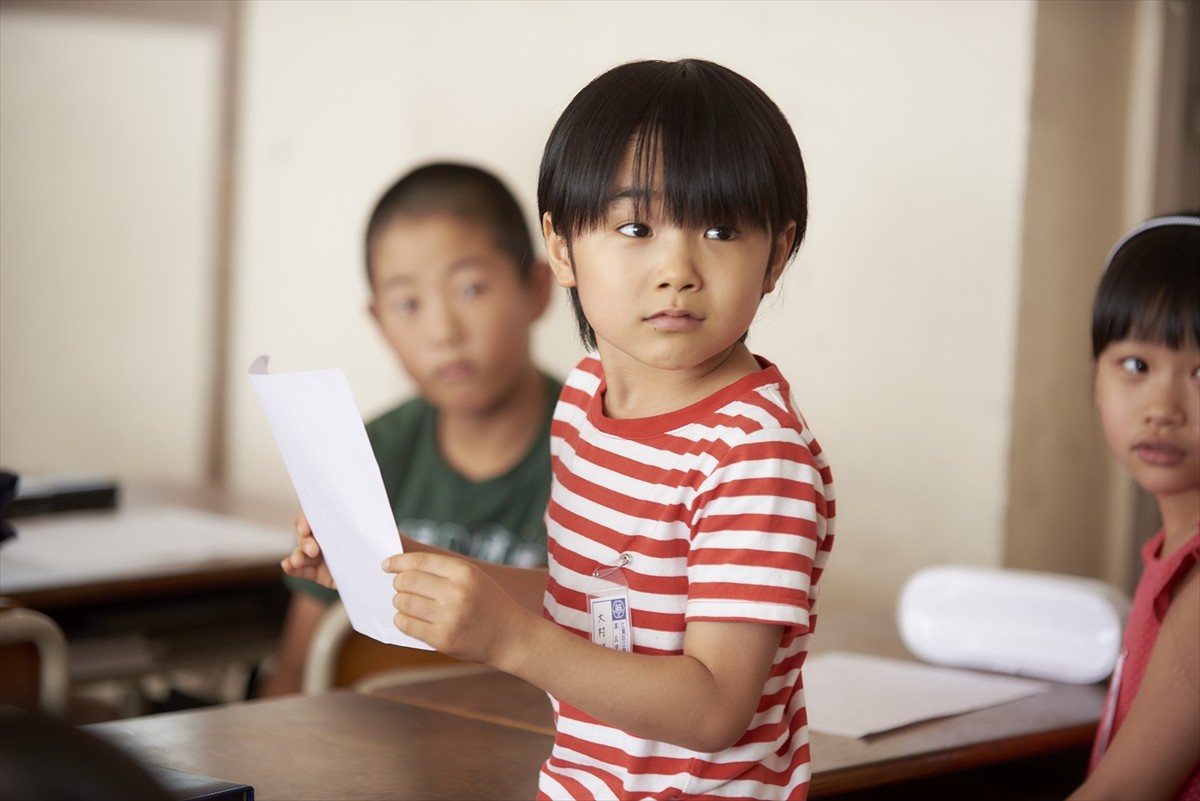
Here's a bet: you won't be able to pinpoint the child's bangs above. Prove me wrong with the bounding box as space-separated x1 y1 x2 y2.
1121 289 1200 350
541 59 806 248
1092 225 1200 356
621 118 784 235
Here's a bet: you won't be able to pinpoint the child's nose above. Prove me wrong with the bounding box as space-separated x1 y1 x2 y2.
1143 379 1187 427
653 241 701 292
427 295 463 344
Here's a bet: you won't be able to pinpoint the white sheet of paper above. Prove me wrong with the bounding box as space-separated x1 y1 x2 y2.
248 355 429 649
804 651 1048 738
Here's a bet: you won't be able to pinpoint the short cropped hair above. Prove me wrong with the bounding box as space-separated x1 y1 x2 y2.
365 162 535 284
537 59 808 349
1092 213 1200 359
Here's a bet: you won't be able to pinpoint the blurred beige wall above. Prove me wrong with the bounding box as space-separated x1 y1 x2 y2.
1006 1 1138 590
0 0 1179 612
0 5 220 487
224 0 1038 616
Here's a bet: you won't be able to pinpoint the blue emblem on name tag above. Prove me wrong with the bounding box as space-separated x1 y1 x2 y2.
612 598 627 620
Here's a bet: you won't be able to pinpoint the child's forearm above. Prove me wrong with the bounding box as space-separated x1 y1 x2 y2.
384 548 779 750
496 613 781 753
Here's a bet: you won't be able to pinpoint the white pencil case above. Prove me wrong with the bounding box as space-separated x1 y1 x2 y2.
897 565 1131 684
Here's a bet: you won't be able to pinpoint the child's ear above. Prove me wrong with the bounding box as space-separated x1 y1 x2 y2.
762 220 798 294
367 299 384 331
542 212 577 288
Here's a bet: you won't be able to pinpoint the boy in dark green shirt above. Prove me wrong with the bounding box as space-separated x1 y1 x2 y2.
259 163 559 694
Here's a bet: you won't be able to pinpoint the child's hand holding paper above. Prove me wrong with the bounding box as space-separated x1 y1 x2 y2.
281 512 335 589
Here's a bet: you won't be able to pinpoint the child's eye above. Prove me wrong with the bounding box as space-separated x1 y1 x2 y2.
704 226 739 241
617 222 651 238
388 297 418 316
459 282 486 299
1119 356 1148 375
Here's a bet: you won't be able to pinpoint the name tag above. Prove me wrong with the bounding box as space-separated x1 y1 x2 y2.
589 586 631 652
588 552 632 653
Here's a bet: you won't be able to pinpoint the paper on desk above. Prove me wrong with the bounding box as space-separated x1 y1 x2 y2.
248 355 429 649
803 651 1048 738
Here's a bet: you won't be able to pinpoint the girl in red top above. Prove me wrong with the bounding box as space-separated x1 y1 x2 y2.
1070 213 1200 800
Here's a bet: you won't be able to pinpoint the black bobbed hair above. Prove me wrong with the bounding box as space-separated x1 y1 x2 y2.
537 59 809 349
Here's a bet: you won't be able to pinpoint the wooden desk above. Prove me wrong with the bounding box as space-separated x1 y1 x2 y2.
88 691 552 800
370 611 1104 797
0 489 295 691
804 611 1103 795
373 668 554 736
85 611 1103 798
1 488 295 608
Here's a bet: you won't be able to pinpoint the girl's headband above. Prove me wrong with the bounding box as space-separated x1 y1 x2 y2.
1104 214 1200 272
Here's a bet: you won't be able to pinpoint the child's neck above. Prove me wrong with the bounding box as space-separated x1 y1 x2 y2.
437 366 546 482
1157 488 1200 555
599 342 762 420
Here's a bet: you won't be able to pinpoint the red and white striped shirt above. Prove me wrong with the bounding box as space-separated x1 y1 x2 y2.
538 354 836 800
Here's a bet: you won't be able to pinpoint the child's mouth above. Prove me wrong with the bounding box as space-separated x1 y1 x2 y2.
1132 441 1187 466
645 310 702 333
436 361 474 381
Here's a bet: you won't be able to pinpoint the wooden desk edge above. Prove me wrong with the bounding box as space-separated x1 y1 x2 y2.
809 722 1097 796
4 563 284 610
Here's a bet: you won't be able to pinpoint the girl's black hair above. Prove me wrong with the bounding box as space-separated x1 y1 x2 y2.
1091 213 1200 359
537 59 808 349
365 162 534 285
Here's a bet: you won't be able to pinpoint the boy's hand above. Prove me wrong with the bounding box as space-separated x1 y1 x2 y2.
382 552 529 666
280 511 337 589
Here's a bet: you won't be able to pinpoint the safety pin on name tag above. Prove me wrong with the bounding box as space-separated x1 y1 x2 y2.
588 552 632 653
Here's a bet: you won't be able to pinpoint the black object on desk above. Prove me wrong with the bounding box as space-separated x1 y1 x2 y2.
0 705 172 799
0 470 16 543
0 706 255 801
142 763 255 801
3 470 119 520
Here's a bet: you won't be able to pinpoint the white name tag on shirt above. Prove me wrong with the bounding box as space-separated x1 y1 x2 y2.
588 552 632 652
589 586 632 652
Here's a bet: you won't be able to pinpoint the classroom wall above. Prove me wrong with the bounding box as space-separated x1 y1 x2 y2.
224 0 1036 614
0 7 220 488
1005 0 1139 589
1 0 1163 614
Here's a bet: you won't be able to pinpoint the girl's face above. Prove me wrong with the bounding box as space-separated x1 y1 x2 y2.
543 148 793 384
1094 337 1200 500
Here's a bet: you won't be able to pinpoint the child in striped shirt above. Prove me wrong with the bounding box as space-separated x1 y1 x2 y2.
292 57 835 800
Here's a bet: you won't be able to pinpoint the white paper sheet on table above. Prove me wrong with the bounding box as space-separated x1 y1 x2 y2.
248 354 429 649
803 651 1048 738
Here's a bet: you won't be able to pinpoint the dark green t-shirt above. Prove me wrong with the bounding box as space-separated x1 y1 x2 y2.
289 373 562 603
